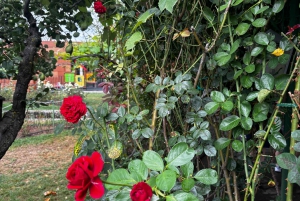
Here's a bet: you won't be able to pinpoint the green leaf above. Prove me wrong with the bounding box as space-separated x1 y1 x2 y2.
257 89 271 103
221 101 234 112
267 57 279 69
182 178 195 192
217 55 231 66
246 91 258 101
251 5 259 15
117 106 126 117
214 137 231 150
293 142 300 152
233 0 243 6
219 115 240 131
143 150 164 172
252 102 269 122
243 12 254 22
245 64 255 73
235 23 250 36
128 160 148 181
254 32 269 46
210 91 225 103
174 192 199 201
132 8 159 31
204 145 217 157
276 153 297 170
254 130 266 138
241 117 253 130
166 142 195 167
251 46 264 56
105 169 136 190
257 5 270 14
132 129 141 139
158 0 179 13
275 74 289 90
226 158 236 171
241 101 251 118
141 127 154 138
288 167 300 185
193 129 211 140
252 18 267 27
221 43 231 52
114 187 131 201
272 0 285 13
194 169 218 185
204 102 219 115
260 73 274 90
233 69 243 80
213 52 229 60
243 52 251 65
268 132 286 150
232 140 243 152
181 162 194 178
291 130 300 141
156 170 176 191
125 31 143 51
203 6 214 22
278 54 290 64
230 39 241 54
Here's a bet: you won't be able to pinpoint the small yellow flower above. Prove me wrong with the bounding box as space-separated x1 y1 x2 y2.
272 48 284 57
268 180 275 187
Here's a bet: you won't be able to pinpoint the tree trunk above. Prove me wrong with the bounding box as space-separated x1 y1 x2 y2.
0 0 41 159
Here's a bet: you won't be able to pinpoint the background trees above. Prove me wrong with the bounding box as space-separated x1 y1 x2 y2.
0 0 95 159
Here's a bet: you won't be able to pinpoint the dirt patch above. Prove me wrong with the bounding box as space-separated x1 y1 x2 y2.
0 135 77 175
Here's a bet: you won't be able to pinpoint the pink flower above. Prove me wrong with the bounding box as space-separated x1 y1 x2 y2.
286 24 300 35
94 1 106 14
66 152 105 201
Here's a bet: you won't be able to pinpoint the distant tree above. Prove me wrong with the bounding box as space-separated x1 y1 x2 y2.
0 0 94 159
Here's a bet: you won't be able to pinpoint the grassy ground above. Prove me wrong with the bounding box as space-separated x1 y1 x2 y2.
2 92 104 111
0 132 78 201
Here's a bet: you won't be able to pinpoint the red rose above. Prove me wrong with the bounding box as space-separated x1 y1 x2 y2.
60 95 87 123
130 182 153 201
94 1 106 14
66 152 105 201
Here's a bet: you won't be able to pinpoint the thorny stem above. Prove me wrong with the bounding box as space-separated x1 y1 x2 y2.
286 59 300 201
149 18 176 150
243 58 300 201
163 117 170 153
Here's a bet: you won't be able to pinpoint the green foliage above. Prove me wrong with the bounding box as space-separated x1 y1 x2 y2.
3 0 299 200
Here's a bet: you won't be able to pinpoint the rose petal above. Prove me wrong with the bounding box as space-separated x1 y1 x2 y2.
75 188 89 201
89 177 105 199
91 152 104 177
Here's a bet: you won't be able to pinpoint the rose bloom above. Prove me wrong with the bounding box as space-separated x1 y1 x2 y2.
94 1 106 14
271 48 284 57
130 182 153 201
60 95 87 123
66 152 105 201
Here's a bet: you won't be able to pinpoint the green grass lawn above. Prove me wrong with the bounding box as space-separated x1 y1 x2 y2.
0 131 103 201
2 92 104 111
0 132 76 201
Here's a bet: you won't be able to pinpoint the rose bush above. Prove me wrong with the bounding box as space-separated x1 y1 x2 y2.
66 151 105 201
60 95 87 124
57 1 300 201
130 182 153 201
